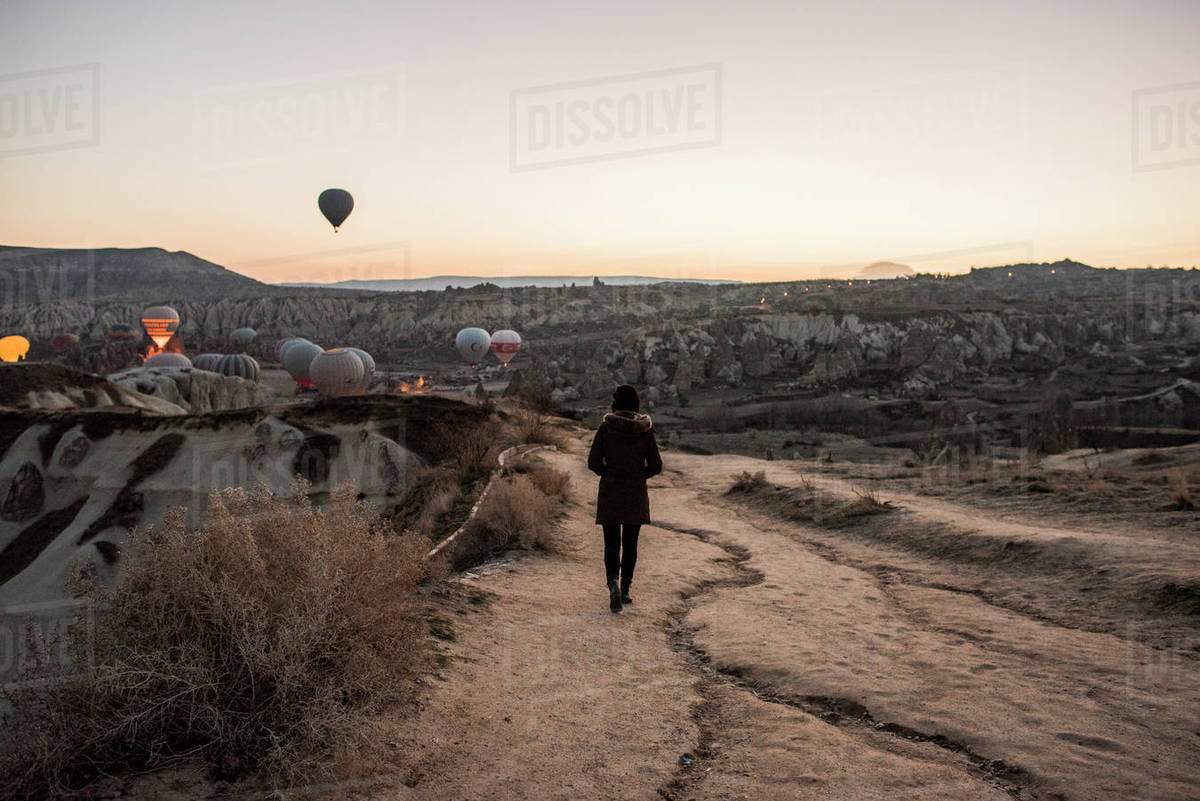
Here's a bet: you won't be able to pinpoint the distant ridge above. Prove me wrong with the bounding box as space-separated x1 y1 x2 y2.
277 275 741 291
858 261 915 279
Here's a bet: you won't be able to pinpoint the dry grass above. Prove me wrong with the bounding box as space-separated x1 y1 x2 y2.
511 408 567 448
726 472 892 526
449 468 571 569
437 419 499 475
0 480 431 799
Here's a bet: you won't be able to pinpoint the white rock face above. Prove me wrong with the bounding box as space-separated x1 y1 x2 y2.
108 366 276 413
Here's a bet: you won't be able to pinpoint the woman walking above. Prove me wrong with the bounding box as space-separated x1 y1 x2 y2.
587 385 663 612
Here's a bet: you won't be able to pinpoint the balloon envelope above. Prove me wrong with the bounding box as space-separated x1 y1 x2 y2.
310 348 364 396
490 329 522 366
455 327 491 364
344 347 376 391
144 352 192 369
217 354 261 382
141 305 180 348
279 338 312 361
231 327 257 348
318 189 354 231
0 335 30 363
282 341 324 385
52 333 80 352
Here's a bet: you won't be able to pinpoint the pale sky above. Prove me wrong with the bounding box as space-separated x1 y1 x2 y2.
1 0 1198 283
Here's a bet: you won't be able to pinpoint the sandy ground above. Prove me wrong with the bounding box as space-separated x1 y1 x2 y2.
380 435 1200 801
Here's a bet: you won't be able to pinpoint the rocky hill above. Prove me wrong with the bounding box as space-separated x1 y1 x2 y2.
3 254 1198 408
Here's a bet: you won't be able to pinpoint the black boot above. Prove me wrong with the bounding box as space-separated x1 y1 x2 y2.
608 580 623 612
620 581 632 605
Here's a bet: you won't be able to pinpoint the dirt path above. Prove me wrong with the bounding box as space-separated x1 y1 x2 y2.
396 438 1200 801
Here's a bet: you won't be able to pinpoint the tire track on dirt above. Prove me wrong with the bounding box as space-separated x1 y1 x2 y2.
654 521 1049 801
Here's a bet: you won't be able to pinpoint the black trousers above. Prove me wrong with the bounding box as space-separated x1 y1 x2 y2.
602 523 641 586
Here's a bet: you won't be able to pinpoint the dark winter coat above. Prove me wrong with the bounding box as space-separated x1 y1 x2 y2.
587 411 663 525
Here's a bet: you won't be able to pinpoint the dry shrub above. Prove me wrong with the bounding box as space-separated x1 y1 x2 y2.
1167 470 1196 510
729 470 769 493
0 480 430 799
438 419 498 475
391 465 463 537
524 466 572 502
450 475 559 569
512 408 566 448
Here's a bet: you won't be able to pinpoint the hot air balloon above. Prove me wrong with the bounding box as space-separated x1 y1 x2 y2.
344 347 376 392
318 189 354 232
192 353 223 372
231 327 257 348
455 327 491 365
279 338 313 361
217 354 261 382
0 335 30 363
274 337 298 361
282 340 324 388
141 305 180 349
51 333 80 352
490 329 521 366
144 352 192 369
309 348 364 396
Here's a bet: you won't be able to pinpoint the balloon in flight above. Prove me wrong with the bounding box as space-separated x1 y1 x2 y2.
140 306 180 349
318 189 354 231
455 327 491 364
490 329 521 366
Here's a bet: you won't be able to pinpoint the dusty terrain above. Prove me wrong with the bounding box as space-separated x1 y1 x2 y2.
389 434 1199 801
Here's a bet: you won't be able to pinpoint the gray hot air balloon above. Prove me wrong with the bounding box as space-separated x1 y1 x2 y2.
344 347 376 392
217 354 261 382
192 353 223 372
455 327 491 364
282 341 325 388
318 189 354 231
231 327 257 348
143 352 192 369
310 348 364 396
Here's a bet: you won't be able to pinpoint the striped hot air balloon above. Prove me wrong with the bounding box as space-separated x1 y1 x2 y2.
192 353 223 372
140 306 180 349
310 348 364 397
217 354 261 382
144 352 192 369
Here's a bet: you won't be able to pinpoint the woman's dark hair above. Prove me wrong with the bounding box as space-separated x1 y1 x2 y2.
612 384 640 412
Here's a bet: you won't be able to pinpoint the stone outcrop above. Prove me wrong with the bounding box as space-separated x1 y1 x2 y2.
108 367 276 413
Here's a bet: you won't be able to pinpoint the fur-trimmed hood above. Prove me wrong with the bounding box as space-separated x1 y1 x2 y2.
602 410 653 434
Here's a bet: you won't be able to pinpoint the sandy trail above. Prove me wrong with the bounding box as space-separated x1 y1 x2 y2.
398 438 1200 801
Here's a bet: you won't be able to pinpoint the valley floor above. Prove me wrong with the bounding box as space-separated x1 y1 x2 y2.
382 436 1200 801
